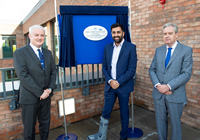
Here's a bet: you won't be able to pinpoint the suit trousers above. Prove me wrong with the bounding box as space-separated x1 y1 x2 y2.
21 97 51 140
102 88 130 139
154 94 183 140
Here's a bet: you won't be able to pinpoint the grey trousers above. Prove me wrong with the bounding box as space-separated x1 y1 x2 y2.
154 95 183 140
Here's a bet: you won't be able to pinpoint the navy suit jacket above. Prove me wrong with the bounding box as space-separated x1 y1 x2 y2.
102 40 137 93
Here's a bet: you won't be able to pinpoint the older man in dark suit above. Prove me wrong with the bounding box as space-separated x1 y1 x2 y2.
88 23 137 140
149 23 193 140
14 25 56 140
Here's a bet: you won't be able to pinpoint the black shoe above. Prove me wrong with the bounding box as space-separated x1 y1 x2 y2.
120 138 127 140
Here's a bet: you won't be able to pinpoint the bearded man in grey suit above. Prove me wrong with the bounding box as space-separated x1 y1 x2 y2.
14 25 56 140
149 23 193 140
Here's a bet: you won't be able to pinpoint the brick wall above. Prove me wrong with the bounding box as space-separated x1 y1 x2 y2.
0 84 120 139
131 0 200 130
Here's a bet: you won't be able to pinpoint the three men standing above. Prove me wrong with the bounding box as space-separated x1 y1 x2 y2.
14 25 56 140
149 23 193 140
13 22 193 140
88 23 137 140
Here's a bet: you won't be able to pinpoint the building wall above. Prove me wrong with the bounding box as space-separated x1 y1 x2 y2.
0 84 121 139
0 0 200 139
131 0 200 130
0 24 25 68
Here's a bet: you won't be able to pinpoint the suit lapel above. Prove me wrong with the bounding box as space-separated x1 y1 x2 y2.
108 43 114 66
26 45 43 70
118 40 126 60
166 42 181 69
160 45 167 71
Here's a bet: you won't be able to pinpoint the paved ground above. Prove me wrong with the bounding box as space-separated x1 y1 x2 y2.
32 105 200 140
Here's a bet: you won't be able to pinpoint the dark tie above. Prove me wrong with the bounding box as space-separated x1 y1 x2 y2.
37 49 45 70
165 48 172 68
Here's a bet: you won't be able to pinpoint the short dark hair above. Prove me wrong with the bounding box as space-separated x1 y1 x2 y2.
110 23 124 32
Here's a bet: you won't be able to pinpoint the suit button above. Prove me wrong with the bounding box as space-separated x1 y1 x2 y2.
161 82 164 84
164 73 165 75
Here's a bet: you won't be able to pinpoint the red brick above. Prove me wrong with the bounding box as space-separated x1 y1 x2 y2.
6 112 21 119
14 125 23 130
0 110 12 116
3 106 9 111
7 121 22 128
193 49 200 53
183 0 196 6
8 129 23 136
0 118 12 124
0 124 6 130
68 88 80 94
0 116 5 120
149 5 157 10
189 21 200 26
0 133 7 139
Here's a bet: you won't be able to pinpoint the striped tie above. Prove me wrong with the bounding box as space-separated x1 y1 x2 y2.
37 49 45 70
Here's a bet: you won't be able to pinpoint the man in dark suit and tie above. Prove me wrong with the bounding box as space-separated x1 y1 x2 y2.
88 23 137 140
13 25 56 140
149 23 193 140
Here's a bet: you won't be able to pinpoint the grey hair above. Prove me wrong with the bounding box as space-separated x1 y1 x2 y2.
163 23 178 34
29 25 45 34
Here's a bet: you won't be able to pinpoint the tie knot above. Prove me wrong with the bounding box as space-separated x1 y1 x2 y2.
168 48 172 51
37 49 41 52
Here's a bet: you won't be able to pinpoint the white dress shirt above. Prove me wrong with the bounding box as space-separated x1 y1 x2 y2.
165 41 178 58
30 43 43 59
108 39 124 84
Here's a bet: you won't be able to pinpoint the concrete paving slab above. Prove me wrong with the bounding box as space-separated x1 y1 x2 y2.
27 105 200 140
136 112 157 131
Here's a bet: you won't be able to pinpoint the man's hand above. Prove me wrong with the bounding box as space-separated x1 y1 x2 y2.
40 89 51 100
156 84 172 95
157 84 170 94
164 91 172 95
110 80 120 89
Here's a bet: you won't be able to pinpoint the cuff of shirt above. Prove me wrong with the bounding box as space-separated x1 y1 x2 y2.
167 84 172 90
108 79 112 84
154 83 160 88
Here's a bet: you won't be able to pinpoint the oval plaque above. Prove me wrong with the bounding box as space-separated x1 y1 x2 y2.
83 25 108 41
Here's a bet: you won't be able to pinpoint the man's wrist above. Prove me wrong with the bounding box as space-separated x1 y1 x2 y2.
48 88 52 92
108 79 113 84
167 84 172 90
155 83 160 88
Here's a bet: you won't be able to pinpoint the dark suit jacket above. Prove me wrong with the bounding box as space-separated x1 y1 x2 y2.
102 40 137 93
13 44 56 104
149 42 193 103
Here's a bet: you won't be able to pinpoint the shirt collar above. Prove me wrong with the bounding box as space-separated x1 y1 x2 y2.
113 38 124 48
166 41 178 50
30 43 42 52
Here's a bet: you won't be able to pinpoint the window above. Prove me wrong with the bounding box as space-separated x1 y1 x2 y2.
4 70 18 82
42 26 48 49
53 22 59 65
0 35 16 59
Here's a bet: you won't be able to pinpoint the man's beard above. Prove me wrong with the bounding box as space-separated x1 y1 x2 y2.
113 36 123 43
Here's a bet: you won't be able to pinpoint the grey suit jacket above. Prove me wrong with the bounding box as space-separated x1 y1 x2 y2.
149 42 193 103
13 45 56 104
